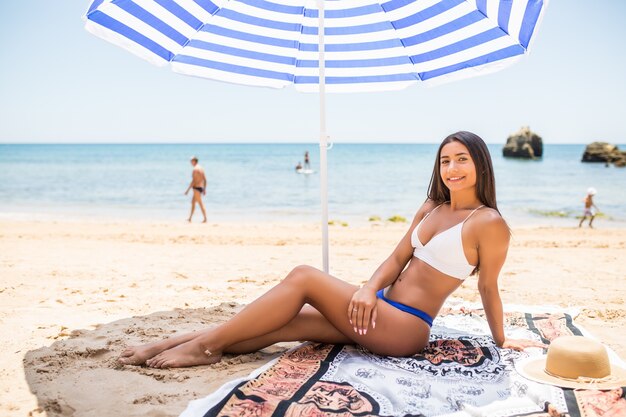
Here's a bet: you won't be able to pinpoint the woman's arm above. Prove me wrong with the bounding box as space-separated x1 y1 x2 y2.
477 214 547 351
349 200 436 334
365 200 436 290
476 212 510 347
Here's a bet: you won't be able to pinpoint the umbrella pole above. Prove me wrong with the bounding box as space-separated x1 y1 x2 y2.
317 0 329 273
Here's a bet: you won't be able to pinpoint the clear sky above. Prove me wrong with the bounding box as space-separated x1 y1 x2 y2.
1 1 625 144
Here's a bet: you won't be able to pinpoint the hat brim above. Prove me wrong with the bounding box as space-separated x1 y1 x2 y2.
516 357 626 390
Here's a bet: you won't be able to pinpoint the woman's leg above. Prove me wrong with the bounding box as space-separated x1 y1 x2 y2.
147 265 430 368
118 306 350 365
224 305 352 353
147 265 370 368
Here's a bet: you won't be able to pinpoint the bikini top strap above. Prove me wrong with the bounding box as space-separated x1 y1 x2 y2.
422 203 445 221
463 205 485 223
415 203 444 233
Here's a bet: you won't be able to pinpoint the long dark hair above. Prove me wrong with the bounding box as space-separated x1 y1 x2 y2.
427 131 499 212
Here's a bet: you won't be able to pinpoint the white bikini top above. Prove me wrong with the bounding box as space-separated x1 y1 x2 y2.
410 204 484 280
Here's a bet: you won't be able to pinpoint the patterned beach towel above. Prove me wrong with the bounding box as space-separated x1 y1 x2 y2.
180 309 626 417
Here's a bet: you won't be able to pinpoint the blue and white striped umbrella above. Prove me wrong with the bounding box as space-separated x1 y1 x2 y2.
84 0 547 93
84 0 548 269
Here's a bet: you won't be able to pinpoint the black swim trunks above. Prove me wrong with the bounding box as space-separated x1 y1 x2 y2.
193 187 204 193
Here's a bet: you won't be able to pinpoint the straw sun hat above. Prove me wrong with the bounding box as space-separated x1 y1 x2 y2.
516 336 626 389
587 187 597 196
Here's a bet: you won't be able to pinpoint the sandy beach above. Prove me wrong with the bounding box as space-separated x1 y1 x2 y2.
1 219 625 417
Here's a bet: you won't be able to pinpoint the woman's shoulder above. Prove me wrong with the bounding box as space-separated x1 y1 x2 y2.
473 207 510 238
475 206 502 220
422 199 441 212
414 199 441 218
407 199 441 227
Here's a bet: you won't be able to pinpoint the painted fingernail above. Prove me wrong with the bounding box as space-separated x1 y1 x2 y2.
354 327 357 333
373 321 376 329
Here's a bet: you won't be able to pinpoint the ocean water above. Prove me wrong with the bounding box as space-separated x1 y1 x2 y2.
0 143 624 227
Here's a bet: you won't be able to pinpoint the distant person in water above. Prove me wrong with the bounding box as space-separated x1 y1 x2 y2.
304 151 310 169
295 161 303 171
578 187 599 228
184 156 207 223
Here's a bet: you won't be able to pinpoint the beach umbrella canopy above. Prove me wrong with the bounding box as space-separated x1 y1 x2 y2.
84 0 548 271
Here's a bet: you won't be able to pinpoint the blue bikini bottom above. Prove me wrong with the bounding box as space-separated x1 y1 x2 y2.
376 289 433 328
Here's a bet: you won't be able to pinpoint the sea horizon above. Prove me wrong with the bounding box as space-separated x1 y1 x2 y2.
1 143 624 228
2 141 624 145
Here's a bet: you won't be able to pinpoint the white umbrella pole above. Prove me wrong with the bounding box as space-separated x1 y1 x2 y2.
317 0 329 273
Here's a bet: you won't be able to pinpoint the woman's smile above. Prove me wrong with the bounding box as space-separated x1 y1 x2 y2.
439 141 476 190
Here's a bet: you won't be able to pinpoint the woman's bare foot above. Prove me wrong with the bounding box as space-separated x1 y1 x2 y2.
118 340 175 366
118 328 212 365
146 339 222 368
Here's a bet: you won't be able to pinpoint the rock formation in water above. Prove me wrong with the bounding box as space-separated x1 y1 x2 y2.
502 126 543 159
581 142 626 167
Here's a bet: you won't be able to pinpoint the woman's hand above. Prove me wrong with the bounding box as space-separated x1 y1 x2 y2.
348 285 378 335
501 338 547 351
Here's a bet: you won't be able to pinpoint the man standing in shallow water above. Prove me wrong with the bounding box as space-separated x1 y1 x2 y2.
184 156 207 223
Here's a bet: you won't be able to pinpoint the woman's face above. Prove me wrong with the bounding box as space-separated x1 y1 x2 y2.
439 141 477 192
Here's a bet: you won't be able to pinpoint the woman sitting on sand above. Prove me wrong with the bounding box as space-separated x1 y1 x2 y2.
119 131 543 369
